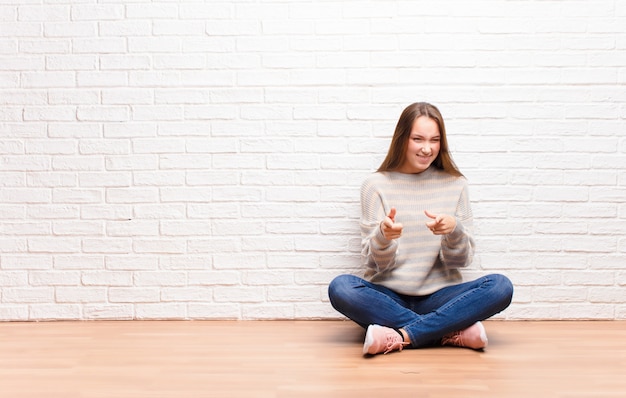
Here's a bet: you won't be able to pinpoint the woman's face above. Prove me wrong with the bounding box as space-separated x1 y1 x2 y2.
398 116 440 174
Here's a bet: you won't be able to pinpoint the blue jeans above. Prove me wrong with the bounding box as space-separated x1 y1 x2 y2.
328 274 514 348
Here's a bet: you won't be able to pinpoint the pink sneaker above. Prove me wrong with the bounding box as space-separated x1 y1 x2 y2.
363 324 409 355
441 321 488 350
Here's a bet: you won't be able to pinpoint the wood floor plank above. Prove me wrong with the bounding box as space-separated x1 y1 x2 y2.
0 320 624 397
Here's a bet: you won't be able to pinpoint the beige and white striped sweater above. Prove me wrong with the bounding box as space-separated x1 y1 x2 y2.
359 166 475 296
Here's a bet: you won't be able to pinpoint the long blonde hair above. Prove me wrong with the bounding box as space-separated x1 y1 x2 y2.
377 102 463 177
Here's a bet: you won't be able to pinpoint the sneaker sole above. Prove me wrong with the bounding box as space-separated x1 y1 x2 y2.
476 321 488 348
362 324 378 355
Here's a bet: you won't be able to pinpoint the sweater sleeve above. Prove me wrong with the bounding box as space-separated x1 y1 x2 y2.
359 177 398 273
440 182 475 269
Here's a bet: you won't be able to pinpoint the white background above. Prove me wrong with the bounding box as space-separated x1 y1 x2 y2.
1 0 625 321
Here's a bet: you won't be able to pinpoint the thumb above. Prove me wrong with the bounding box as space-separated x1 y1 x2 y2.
388 207 396 222
424 210 437 220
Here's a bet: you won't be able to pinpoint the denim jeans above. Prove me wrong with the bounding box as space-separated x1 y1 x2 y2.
328 273 514 348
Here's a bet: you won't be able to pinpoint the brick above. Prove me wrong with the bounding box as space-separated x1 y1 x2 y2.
505 306 560 320
48 90 100 105
214 286 265 303
134 172 185 187
106 220 159 237
265 186 318 202
56 286 107 303
0 203 24 219
126 4 179 19
319 255 359 269
134 271 186 287
160 187 211 203
78 172 130 187
296 302 339 319
206 19 261 36
241 236 294 252
46 55 97 71
243 270 293 286
72 38 126 54
77 72 128 88
293 171 348 186
132 239 186 254
0 22 42 37
267 286 320 302
155 89 209 104
187 238 241 254
132 105 183 121
53 221 104 236
55 255 104 270
161 256 213 271
128 38 181 54
559 304 615 320
161 287 212 302
188 271 239 285
102 89 152 105
99 21 151 37
83 304 133 320
80 205 131 221
29 304 81 320
294 270 339 285
22 72 74 88
242 304 294 320
0 306 28 321
108 287 159 303
0 56 44 71
104 256 157 271
135 303 187 320
187 203 238 219
81 271 132 286
0 271 28 286
77 106 129 121
82 238 132 254
105 155 157 171
188 304 240 320
2 287 54 303
44 22 96 38
266 221 318 235
184 1 233 17
47 123 99 138
160 221 212 236
213 253 265 270
0 187 50 203
23 106 76 121
70 5 124 21
27 237 81 253
182 37 235 53
104 123 156 138
53 188 102 204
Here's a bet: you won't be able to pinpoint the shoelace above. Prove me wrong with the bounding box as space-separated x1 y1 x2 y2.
441 331 462 347
383 333 409 354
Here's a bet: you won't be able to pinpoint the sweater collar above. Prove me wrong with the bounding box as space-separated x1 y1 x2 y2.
384 166 436 181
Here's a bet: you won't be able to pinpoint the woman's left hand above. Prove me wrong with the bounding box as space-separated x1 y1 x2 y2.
424 210 456 235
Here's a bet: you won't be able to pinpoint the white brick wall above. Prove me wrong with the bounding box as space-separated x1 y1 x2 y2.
1 0 625 321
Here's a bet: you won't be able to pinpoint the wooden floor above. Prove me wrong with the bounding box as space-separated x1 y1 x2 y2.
0 320 624 398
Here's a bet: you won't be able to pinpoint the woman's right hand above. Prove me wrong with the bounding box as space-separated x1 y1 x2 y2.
380 207 403 240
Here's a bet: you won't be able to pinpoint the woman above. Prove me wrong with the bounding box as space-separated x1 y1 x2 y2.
328 102 513 355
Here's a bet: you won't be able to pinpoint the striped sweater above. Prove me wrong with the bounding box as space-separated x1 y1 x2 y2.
360 166 475 296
